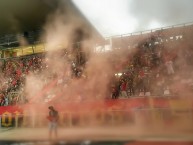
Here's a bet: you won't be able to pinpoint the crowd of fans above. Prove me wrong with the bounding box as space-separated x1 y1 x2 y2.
111 33 193 99
1 27 193 105
0 54 46 106
0 48 83 106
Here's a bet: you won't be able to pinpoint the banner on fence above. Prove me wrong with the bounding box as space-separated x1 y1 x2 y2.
0 97 193 127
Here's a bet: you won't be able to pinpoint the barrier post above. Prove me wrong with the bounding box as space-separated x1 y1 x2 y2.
111 111 123 125
133 108 143 127
15 115 18 128
111 111 114 125
59 112 64 127
0 116 1 128
79 112 84 126
22 111 28 127
32 113 36 128
14 111 20 128
190 109 193 130
68 112 72 127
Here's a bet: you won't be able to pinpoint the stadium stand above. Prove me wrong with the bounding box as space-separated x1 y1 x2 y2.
1 22 193 106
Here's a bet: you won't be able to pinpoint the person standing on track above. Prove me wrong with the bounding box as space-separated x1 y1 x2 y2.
47 106 59 140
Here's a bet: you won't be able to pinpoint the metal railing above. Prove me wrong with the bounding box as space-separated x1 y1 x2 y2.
105 21 193 39
0 29 42 47
1 108 193 130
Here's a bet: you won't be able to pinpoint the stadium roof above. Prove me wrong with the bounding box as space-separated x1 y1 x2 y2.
0 0 55 34
1 0 193 39
0 0 103 41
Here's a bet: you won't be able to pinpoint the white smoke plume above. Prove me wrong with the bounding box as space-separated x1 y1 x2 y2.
129 0 193 31
23 3 115 104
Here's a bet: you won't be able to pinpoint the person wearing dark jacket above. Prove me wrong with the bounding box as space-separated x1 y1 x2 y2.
47 106 59 139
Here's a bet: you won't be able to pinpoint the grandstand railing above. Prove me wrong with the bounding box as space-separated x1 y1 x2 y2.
105 21 193 39
0 21 193 47
0 21 193 58
0 29 42 47
0 108 193 129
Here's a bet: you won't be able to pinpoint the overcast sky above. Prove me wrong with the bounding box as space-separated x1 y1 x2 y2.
0 0 193 37
72 0 193 37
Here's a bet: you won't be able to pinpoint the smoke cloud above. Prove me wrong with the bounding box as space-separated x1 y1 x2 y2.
1 1 193 139
129 0 193 31
23 2 115 104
